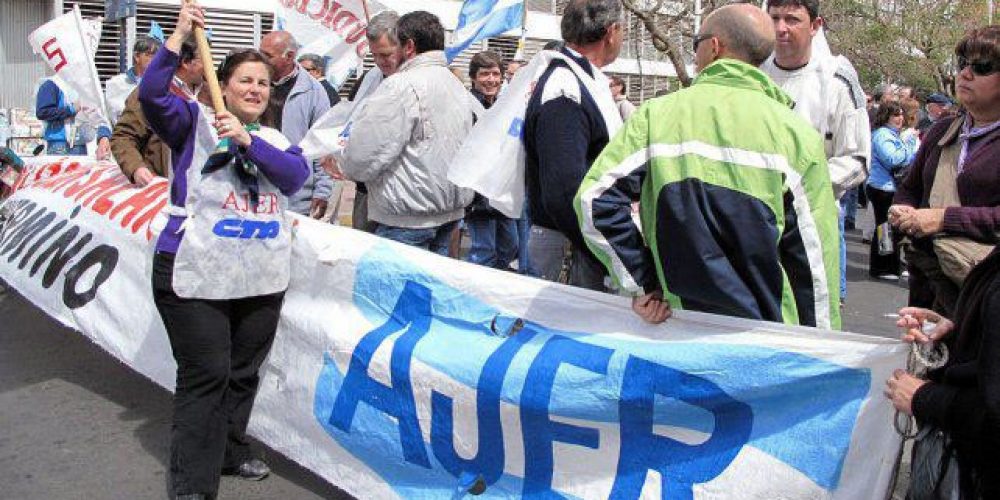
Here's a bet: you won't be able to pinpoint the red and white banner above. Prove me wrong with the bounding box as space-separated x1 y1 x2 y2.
275 0 386 89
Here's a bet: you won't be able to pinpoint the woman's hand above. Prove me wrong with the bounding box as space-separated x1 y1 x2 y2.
888 204 914 226
214 111 251 147
896 208 945 237
896 307 955 344
166 2 206 52
885 369 928 416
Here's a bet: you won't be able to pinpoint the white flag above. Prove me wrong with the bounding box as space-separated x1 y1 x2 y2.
447 50 622 218
28 6 109 124
274 0 387 89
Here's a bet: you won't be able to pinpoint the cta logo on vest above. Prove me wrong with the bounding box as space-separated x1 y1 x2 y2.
212 218 281 239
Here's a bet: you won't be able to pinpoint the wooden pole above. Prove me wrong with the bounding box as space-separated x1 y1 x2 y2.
184 0 225 113
360 0 371 23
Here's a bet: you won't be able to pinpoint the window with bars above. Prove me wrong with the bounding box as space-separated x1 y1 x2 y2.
65 1 273 88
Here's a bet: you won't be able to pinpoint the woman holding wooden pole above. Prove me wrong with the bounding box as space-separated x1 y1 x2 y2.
138 2 309 498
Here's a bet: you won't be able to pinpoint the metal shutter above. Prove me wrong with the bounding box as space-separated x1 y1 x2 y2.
64 1 273 87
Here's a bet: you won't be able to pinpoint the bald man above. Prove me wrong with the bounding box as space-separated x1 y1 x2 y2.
259 31 333 218
575 4 842 329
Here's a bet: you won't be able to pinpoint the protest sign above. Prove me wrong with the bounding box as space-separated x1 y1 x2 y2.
0 158 906 499
274 0 386 89
28 6 109 123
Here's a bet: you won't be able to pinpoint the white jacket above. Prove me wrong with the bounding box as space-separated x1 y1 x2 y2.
342 51 476 228
762 55 871 199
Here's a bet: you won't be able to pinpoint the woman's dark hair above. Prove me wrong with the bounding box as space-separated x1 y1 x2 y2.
874 102 904 129
217 48 274 85
955 25 1000 65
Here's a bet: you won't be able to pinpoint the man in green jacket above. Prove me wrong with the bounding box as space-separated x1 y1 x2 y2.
574 3 842 329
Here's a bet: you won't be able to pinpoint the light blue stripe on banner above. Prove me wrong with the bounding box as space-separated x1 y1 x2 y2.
314 243 870 497
445 1 524 62
457 0 501 27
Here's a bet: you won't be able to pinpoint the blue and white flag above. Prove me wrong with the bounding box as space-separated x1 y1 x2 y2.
445 0 525 62
147 20 165 43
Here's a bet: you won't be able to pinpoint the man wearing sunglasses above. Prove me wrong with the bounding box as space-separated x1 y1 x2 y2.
576 4 841 329
761 0 870 310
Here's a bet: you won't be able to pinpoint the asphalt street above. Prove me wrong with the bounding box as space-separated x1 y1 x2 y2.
0 207 912 499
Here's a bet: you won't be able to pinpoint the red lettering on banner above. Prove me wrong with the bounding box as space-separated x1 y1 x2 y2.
296 0 309 14
75 175 131 208
133 199 167 241
42 38 68 73
108 182 169 230
329 10 359 34
322 3 343 28
63 170 110 199
307 0 331 20
279 0 296 7
355 39 368 58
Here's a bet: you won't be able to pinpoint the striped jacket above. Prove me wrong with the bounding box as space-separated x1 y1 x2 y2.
575 59 842 329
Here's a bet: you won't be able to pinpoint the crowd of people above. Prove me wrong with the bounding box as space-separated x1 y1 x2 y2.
21 0 1000 498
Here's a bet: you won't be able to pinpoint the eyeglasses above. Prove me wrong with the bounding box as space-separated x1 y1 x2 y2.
957 56 999 77
692 33 715 53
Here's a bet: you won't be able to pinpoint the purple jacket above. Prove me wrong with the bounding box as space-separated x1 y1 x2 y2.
138 46 309 253
894 114 1000 243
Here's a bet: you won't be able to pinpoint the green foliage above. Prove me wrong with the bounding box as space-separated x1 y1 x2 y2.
823 0 989 94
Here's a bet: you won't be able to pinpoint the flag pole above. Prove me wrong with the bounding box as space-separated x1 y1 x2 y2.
184 0 225 114
361 0 371 23
73 5 111 124
514 2 527 60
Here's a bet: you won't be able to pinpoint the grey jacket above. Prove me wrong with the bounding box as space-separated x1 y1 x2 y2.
281 69 332 215
341 51 476 229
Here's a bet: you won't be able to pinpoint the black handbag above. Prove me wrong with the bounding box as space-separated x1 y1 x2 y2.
907 424 961 500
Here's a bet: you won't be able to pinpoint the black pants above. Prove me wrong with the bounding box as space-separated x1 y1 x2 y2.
867 185 902 277
152 252 284 498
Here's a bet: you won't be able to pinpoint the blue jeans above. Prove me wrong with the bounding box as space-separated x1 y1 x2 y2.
839 206 847 301
841 187 859 225
466 213 518 269
374 220 459 256
516 214 532 275
46 141 87 156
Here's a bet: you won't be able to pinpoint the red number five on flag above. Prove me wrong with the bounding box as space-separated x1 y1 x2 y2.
42 37 68 72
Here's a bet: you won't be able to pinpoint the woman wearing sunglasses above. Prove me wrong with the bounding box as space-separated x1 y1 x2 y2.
892 26 1000 316
139 3 309 499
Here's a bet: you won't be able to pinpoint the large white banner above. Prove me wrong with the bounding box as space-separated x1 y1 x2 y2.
0 158 907 499
275 0 386 89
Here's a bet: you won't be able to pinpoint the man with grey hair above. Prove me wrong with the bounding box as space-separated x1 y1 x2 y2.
319 10 403 232
576 4 842 328
339 11 476 254
297 53 340 107
259 30 332 218
522 0 625 290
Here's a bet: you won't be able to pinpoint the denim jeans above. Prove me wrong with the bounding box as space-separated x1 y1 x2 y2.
841 187 859 225
375 220 459 256
515 213 532 275
46 140 87 156
466 212 518 269
839 204 847 301
528 226 607 291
